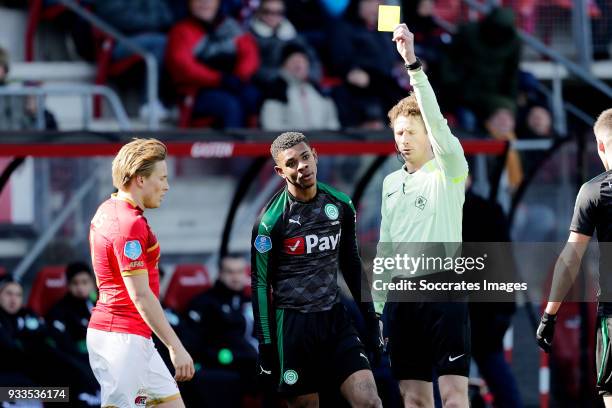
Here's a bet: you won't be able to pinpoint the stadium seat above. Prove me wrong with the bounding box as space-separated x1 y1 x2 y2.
163 264 212 313
27 265 67 316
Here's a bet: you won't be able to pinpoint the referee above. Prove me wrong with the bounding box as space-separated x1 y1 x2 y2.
537 108 612 406
376 24 470 407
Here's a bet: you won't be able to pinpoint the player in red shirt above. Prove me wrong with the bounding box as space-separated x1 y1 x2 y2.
87 138 194 408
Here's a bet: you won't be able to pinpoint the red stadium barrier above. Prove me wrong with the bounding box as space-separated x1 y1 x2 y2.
0 139 508 158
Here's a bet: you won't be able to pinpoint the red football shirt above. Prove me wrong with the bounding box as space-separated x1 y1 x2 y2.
88 194 161 338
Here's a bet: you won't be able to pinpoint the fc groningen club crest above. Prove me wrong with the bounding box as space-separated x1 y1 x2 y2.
283 369 298 385
324 204 339 220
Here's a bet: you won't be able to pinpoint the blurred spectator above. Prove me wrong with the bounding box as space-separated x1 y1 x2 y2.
0 48 58 130
439 7 521 130
517 104 559 179
327 0 405 128
248 0 321 90
0 276 37 390
166 0 260 128
401 0 451 80
184 253 257 406
516 70 546 115
285 0 349 59
484 100 524 195
46 262 96 360
260 42 340 130
0 276 100 406
523 105 555 139
94 0 174 120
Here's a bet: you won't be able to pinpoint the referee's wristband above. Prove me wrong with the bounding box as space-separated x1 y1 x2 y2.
405 57 422 71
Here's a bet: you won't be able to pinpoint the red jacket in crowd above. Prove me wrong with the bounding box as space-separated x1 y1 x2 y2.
166 17 260 96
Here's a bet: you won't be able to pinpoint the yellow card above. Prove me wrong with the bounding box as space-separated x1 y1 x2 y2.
377 5 400 32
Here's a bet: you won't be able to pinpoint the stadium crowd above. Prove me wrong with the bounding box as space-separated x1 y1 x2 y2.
0 0 562 135
0 0 578 209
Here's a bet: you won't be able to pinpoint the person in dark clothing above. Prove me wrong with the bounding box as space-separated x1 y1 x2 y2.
463 182 523 408
438 7 521 130
46 261 96 359
183 254 257 407
284 0 347 60
0 276 100 406
327 0 405 128
401 0 450 83
166 0 261 128
94 0 175 120
517 104 559 177
186 254 257 372
248 0 322 91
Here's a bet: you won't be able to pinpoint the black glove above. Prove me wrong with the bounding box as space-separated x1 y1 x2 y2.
536 312 557 353
363 312 384 367
256 343 277 388
221 74 243 94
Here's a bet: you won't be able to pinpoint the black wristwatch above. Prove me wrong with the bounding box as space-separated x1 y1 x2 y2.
405 57 422 71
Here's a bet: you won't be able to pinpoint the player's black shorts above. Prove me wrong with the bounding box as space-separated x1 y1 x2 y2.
385 301 470 381
596 316 612 396
275 302 371 396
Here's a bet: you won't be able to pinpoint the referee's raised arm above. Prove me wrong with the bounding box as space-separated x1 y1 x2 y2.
392 23 468 180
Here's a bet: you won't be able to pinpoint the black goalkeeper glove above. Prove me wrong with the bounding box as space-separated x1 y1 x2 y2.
536 312 557 353
363 312 384 367
256 343 277 388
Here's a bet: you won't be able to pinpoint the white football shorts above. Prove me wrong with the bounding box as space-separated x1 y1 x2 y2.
87 328 180 407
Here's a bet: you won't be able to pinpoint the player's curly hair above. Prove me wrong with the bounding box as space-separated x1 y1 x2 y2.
112 138 167 190
270 132 311 163
387 93 422 128
595 108 612 140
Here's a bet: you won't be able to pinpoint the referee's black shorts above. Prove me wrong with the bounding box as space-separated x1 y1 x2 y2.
385 301 471 381
275 302 371 396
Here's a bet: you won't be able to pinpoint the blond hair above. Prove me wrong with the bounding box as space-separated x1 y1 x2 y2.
594 108 612 140
112 138 167 190
387 94 422 128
